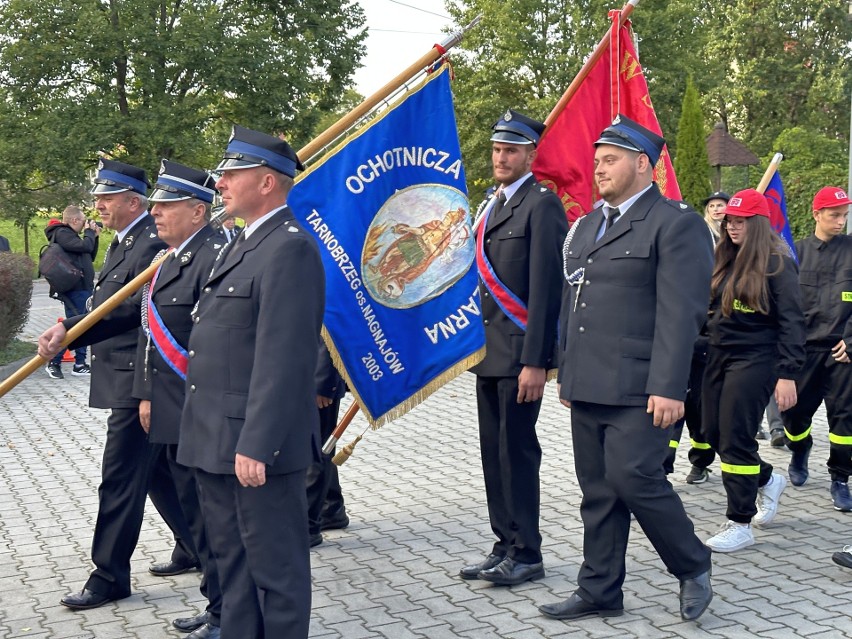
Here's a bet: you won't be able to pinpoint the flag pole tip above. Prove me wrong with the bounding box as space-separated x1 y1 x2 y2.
772 152 784 164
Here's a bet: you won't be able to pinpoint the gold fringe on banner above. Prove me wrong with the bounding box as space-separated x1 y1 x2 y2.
323 324 485 429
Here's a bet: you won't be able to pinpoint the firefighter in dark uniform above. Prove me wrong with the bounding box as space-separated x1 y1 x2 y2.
177 126 324 639
38 159 196 610
134 161 224 638
782 186 852 511
541 115 714 622
306 343 349 547
702 189 805 553
460 110 568 586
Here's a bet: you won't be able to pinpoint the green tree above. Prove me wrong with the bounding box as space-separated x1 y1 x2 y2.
769 127 847 241
445 0 616 197
706 1 852 156
0 0 367 251
674 77 712 210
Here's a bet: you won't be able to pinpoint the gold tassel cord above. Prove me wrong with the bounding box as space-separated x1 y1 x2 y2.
332 428 368 466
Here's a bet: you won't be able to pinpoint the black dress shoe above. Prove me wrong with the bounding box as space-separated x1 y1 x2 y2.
60 588 125 610
538 593 624 620
459 553 504 580
310 532 324 548
173 611 209 633
149 560 199 577
187 624 220 639
478 557 545 585
320 510 350 531
679 570 712 621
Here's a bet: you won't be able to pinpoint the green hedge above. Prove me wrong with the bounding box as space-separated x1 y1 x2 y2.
0 252 35 351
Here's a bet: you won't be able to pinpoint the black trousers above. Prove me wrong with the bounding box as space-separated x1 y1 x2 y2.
85 407 195 597
306 396 345 535
195 470 311 639
665 351 715 473
475 376 543 564
703 346 774 523
166 445 222 625
571 401 711 608
781 348 852 481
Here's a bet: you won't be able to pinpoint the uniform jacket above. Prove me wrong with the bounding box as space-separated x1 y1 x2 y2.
707 253 806 380
178 207 325 476
558 185 713 406
470 175 568 377
316 342 345 400
65 214 166 409
44 223 99 291
795 233 852 349
132 226 225 445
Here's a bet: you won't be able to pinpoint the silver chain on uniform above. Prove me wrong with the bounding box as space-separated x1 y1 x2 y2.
141 249 169 380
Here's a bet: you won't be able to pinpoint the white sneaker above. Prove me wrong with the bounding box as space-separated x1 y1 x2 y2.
753 473 787 527
706 521 755 553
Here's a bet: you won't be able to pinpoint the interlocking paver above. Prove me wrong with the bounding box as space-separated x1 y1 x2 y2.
0 279 850 638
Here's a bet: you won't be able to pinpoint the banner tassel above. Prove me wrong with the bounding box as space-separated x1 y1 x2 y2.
332 434 363 466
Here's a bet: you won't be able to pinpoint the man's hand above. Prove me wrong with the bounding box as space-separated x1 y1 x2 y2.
556 383 570 408
646 395 684 428
38 323 67 360
235 453 267 487
138 400 151 434
517 366 546 403
775 378 798 412
831 339 849 364
316 395 333 409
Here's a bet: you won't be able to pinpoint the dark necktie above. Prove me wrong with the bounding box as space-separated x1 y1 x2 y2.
487 191 507 230
103 235 119 268
605 206 621 231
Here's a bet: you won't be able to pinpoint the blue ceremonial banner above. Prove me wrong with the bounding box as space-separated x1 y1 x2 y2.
288 64 485 426
765 171 798 262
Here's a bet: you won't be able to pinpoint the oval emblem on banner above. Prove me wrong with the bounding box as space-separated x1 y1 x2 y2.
361 183 473 309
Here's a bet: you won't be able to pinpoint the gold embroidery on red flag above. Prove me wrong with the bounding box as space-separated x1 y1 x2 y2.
620 51 642 82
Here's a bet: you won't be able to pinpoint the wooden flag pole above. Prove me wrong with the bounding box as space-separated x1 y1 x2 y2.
299 15 482 163
756 153 784 194
0 252 170 399
544 0 640 127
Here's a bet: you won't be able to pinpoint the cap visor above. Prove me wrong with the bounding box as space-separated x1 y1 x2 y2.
90 184 131 195
215 157 263 171
149 188 192 202
490 132 535 145
594 137 643 154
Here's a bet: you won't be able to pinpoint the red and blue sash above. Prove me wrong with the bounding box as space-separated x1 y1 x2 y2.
147 254 189 379
475 197 528 331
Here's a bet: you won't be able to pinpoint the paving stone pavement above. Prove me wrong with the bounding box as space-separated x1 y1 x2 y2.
0 280 849 638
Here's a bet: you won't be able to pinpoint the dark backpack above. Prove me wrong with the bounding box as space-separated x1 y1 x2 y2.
38 241 83 294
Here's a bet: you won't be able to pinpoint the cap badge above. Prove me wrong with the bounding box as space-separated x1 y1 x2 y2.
504 110 512 121
836 191 848 200
729 197 742 207
680 203 687 209
612 115 621 125
97 159 105 170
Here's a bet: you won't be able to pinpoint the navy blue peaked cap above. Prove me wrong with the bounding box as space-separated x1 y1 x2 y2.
595 114 665 165
217 125 304 178
149 160 217 204
491 109 545 146
91 159 150 196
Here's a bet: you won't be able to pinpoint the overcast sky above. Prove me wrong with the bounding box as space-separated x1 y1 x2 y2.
353 0 455 97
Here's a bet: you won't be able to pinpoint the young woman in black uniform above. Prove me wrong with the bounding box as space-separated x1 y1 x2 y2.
702 189 805 553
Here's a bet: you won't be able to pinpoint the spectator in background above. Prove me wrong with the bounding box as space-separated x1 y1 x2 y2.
219 216 241 243
44 205 99 379
0 234 10 252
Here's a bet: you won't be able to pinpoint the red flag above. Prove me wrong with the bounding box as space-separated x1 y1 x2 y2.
532 11 681 224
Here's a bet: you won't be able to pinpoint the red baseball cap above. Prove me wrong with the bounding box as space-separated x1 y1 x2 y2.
812 186 852 211
725 189 769 218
